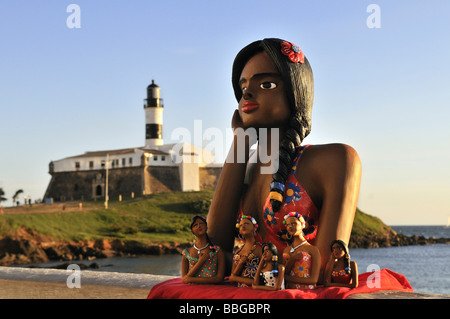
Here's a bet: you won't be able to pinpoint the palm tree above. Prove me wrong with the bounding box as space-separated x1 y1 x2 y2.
0 188 7 204
12 189 24 206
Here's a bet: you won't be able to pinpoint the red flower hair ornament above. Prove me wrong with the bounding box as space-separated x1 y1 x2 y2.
281 41 305 63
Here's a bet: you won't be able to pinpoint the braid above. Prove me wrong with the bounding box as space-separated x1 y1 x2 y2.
269 112 306 212
205 233 216 253
344 253 351 274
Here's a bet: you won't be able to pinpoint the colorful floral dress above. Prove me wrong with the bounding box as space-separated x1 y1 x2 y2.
182 247 220 278
232 244 260 287
331 269 352 284
288 251 316 289
239 145 320 254
260 270 285 290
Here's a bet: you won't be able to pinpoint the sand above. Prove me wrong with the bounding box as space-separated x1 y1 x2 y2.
0 279 150 299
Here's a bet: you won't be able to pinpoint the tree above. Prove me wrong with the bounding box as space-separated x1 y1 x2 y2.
12 189 23 206
0 188 7 204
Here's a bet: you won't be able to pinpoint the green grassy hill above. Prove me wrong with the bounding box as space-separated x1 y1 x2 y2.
0 191 213 245
0 190 392 246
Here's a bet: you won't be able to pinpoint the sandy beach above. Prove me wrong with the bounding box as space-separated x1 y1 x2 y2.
0 266 176 299
0 279 149 299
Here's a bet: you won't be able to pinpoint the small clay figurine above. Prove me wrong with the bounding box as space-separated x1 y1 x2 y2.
282 212 320 289
181 215 225 284
252 242 285 290
324 239 358 288
229 215 262 287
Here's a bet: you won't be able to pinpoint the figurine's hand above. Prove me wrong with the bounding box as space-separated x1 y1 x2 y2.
291 250 304 260
329 254 336 265
182 275 191 284
282 253 290 264
231 109 244 130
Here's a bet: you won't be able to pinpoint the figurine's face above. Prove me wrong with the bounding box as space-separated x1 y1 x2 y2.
331 243 346 259
191 218 207 237
238 218 255 237
262 246 274 261
285 217 304 236
238 51 290 128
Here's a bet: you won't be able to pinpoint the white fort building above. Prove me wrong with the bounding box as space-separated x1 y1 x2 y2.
44 81 222 201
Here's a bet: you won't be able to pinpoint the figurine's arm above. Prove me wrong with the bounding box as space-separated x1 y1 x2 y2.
185 253 209 277
282 249 295 273
183 250 226 285
349 261 359 288
181 255 190 278
323 255 335 287
301 144 361 282
229 255 248 282
252 258 265 286
207 111 251 261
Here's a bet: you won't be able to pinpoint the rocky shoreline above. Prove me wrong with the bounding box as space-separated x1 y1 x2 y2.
0 228 190 267
349 229 450 248
1 228 448 267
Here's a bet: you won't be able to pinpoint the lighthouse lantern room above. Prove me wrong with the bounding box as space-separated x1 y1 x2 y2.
144 80 164 148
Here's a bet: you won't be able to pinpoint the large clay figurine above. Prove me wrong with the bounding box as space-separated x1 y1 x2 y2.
252 242 285 290
324 240 358 288
207 38 361 282
282 212 320 289
229 215 262 287
181 215 225 284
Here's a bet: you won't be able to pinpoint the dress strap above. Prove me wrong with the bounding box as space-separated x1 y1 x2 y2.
182 248 198 261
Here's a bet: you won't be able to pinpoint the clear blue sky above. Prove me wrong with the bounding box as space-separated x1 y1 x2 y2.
1 1 449 225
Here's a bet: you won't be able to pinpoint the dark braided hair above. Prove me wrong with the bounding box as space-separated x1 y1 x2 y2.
232 38 314 212
190 215 217 252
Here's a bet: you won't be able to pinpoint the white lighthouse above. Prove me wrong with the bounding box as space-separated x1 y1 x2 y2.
144 80 164 148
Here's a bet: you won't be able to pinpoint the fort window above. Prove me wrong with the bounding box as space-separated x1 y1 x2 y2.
75 162 80 170
89 161 94 169
161 155 166 161
129 157 133 166
153 155 158 161
122 158 126 166
101 161 105 168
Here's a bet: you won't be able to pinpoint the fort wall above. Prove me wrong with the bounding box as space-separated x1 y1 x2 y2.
44 166 222 201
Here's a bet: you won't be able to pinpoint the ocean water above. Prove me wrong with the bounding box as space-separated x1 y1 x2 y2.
16 225 450 295
350 244 450 294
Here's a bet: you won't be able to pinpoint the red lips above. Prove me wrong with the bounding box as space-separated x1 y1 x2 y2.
242 102 259 113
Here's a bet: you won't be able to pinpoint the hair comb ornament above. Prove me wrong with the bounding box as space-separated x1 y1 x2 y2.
280 41 305 63
236 215 259 229
283 211 302 224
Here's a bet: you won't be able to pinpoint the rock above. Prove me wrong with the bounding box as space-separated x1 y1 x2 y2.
349 231 450 248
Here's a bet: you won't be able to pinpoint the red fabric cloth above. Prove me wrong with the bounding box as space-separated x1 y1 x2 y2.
147 268 413 299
